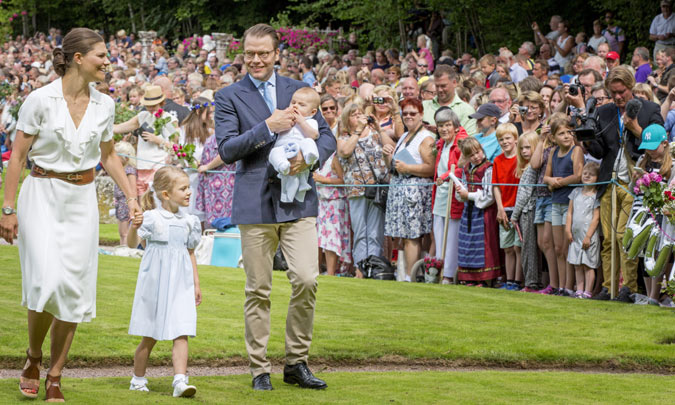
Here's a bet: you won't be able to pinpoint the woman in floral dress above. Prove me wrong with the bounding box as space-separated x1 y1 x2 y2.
196 134 235 227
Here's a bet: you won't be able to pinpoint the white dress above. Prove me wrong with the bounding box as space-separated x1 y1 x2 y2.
16 78 115 323
128 208 201 341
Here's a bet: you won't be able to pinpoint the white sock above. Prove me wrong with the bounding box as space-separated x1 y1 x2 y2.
131 374 147 385
173 374 187 386
405 274 411 282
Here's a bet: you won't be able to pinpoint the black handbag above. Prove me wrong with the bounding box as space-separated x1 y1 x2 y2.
358 255 396 280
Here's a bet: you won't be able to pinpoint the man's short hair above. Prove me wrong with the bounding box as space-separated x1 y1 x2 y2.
522 41 536 56
433 64 457 81
519 76 543 93
300 56 312 69
579 68 603 83
605 65 636 90
635 47 650 62
243 23 279 49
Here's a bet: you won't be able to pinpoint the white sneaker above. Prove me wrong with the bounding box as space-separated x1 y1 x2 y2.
173 379 196 398
129 381 149 392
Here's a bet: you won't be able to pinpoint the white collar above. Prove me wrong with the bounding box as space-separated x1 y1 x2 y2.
157 206 185 219
44 77 103 104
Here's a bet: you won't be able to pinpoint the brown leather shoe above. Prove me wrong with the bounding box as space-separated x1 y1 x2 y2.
45 374 65 403
19 348 41 399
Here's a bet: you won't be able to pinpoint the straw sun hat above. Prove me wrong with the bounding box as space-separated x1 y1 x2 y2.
141 85 165 106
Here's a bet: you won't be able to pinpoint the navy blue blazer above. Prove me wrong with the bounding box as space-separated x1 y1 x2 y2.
214 73 336 225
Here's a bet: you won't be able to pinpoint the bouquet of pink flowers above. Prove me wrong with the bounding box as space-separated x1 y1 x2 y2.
634 172 666 213
172 143 197 169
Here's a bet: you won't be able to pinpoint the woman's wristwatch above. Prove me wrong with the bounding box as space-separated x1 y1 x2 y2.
2 207 16 215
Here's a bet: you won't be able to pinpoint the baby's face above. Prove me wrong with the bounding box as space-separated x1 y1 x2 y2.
290 93 317 117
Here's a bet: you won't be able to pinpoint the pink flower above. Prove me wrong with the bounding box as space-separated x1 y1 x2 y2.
650 172 662 183
636 178 644 188
172 144 178 151
8 17 12 22
12 13 17 17
21 11 27 16
634 186 641 194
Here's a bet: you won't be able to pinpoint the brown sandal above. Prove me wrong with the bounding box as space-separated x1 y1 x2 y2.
19 348 41 399
45 374 65 403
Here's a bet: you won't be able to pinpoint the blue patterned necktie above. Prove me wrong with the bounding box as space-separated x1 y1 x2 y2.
260 81 274 113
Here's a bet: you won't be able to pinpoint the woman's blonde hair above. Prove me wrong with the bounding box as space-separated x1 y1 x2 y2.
632 83 659 103
140 166 188 211
114 141 136 168
516 131 540 177
340 102 365 135
366 85 400 117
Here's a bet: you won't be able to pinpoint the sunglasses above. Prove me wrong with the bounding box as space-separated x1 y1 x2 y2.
401 111 418 117
418 64 428 67
321 105 337 112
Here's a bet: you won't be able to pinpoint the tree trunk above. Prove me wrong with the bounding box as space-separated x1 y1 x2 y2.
140 4 146 31
128 3 136 33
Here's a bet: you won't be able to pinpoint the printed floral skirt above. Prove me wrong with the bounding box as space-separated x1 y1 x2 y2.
384 174 433 239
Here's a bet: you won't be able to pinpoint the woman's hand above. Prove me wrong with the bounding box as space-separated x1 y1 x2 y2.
197 165 209 174
394 161 407 175
130 210 143 229
0 213 18 244
382 144 395 156
140 131 161 145
194 285 202 306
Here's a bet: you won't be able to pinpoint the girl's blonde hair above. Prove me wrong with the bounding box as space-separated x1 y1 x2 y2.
632 83 659 103
140 166 188 211
517 131 540 177
114 141 136 168
459 136 485 160
638 141 672 181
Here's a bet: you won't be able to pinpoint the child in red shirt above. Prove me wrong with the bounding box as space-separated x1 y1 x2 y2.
493 123 521 290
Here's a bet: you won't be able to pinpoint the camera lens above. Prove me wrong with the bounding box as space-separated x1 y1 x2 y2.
569 84 579 96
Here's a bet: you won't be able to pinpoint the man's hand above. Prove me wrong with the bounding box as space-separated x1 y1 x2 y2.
265 107 296 133
288 151 310 176
622 112 642 136
564 84 585 109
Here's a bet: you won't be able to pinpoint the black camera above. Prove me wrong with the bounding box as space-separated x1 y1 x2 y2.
568 78 585 98
570 97 599 142
366 116 376 125
518 106 528 115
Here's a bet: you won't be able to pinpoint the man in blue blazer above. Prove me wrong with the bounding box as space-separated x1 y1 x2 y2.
215 23 335 391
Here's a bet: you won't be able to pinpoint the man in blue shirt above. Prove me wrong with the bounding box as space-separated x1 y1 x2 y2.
299 56 316 87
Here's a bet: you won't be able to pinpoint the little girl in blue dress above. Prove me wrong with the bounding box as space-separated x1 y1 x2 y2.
126 165 202 398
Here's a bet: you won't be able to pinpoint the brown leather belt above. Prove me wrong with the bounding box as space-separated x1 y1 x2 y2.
30 165 95 185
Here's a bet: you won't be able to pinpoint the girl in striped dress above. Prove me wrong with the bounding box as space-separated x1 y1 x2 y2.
456 137 502 285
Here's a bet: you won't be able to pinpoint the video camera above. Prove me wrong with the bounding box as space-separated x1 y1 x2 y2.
570 96 599 142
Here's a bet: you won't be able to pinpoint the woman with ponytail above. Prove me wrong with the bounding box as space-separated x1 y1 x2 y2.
0 28 140 402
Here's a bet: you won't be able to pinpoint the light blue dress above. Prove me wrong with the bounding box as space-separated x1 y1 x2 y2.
128 208 201 341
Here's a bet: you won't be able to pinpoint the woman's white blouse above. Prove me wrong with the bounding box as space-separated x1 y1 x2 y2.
16 78 114 172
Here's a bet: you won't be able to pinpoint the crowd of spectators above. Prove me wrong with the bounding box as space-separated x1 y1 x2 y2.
1 2 675 305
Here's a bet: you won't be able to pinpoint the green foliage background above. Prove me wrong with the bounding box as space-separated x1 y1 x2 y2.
0 0 665 55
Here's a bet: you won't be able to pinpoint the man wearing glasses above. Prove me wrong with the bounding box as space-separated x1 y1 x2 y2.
416 58 430 84
215 23 335 392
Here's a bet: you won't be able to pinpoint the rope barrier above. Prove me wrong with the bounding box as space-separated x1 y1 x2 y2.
115 153 615 189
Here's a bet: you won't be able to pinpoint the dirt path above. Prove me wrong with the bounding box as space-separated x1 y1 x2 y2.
3 361 674 379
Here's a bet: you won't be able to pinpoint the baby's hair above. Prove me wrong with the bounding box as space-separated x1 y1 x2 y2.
496 122 518 141
549 112 572 140
140 166 188 211
459 136 485 159
516 131 540 177
294 87 321 111
114 141 136 168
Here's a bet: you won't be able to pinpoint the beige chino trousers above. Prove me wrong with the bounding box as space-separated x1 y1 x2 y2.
239 217 319 377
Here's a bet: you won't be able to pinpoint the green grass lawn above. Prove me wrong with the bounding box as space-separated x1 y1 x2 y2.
1 371 674 404
1 245 675 371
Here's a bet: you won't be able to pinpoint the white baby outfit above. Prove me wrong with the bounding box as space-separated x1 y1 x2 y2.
128 208 201 341
268 117 319 203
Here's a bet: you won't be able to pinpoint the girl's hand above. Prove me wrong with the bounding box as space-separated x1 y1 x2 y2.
130 211 143 229
566 229 574 243
312 172 325 183
458 187 469 200
582 236 591 250
436 177 445 186
355 268 364 279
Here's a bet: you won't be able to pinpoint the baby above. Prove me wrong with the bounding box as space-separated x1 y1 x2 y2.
269 87 320 203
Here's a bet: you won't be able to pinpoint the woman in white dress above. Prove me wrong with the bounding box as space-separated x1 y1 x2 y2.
0 28 140 402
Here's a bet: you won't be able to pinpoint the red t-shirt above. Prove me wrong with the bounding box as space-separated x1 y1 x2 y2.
492 153 519 208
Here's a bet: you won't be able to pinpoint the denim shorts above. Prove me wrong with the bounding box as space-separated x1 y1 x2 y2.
534 196 552 224
551 202 569 227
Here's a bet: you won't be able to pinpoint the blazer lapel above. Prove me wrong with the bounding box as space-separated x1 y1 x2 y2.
276 73 294 110
234 75 271 123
